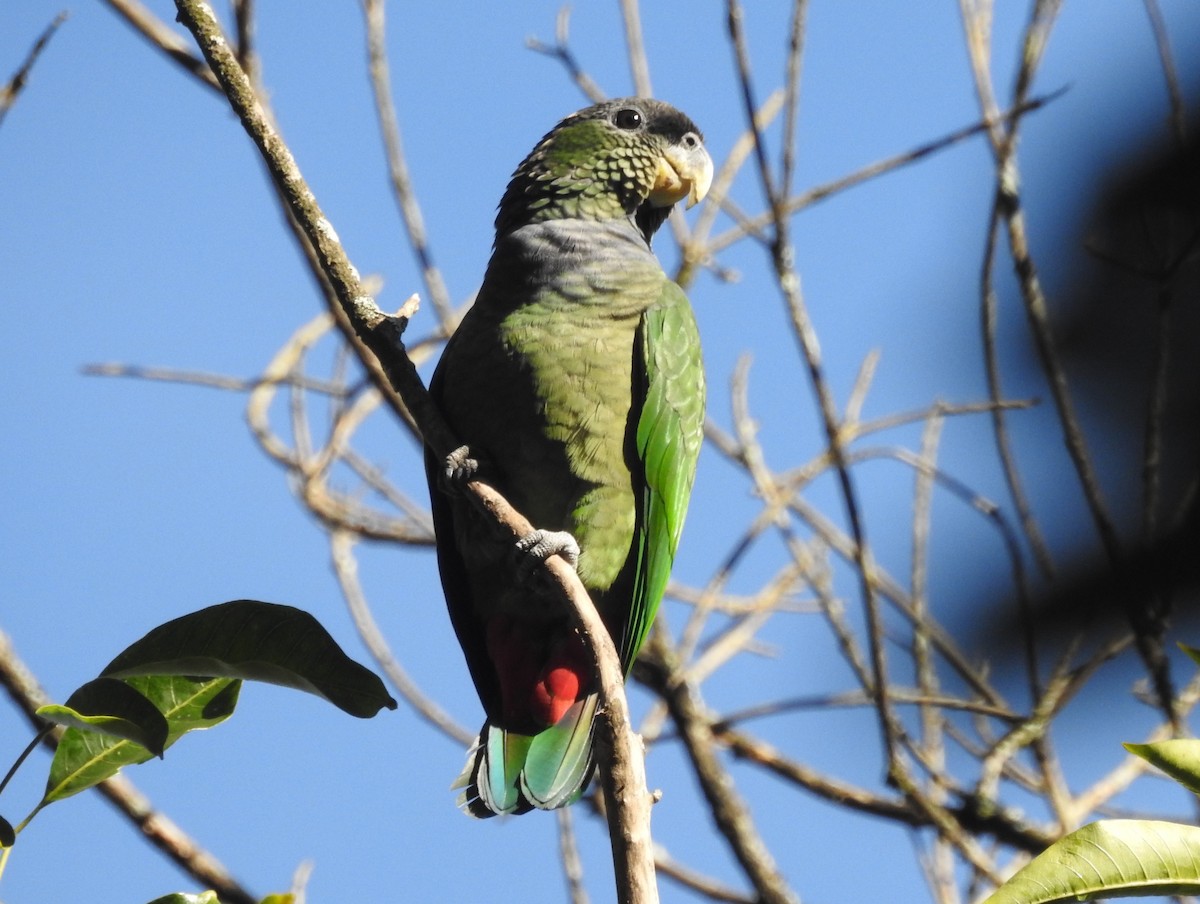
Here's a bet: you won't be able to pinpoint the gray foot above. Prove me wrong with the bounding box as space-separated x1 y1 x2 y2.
516 529 581 577
442 445 479 488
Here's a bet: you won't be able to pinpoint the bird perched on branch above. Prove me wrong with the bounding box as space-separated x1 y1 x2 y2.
426 97 711 816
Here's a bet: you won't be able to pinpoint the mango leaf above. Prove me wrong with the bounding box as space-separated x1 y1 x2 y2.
145 894 220 904
982 819 1200 903
0 814 14 848
1125 739 1200 794
36 677 169 758
43 676 240 805
101 600 397 718
259 895 295 904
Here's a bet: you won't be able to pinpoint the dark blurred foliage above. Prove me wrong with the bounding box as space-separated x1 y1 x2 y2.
983 126 1200 661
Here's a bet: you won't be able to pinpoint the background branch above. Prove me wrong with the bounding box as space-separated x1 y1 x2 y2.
0 11 67 128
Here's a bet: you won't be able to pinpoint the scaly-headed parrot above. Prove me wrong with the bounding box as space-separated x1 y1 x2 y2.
426 98 711 816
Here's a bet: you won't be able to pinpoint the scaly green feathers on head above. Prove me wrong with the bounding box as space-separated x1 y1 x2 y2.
495 98 712 243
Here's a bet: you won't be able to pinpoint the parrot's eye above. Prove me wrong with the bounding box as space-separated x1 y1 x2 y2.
682 132 700 149
613 107 644 131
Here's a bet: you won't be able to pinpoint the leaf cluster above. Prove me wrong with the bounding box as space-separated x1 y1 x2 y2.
0 601 394 903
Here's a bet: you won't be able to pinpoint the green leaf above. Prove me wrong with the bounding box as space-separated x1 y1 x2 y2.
0 814 14 848
145 893 220 904
101 600 397 718
982 819 1200 903
1125 739 1200 794
43 676 240 805
258 895 295 904
36 677 169 758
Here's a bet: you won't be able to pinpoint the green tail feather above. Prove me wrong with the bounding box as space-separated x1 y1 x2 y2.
453 694 598 817
522 694 598 808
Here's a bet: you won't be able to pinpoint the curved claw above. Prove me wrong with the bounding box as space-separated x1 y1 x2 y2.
442 445 480 489
515 529 581 577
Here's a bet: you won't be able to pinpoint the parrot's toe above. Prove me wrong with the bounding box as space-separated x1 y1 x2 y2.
442 445 480 489
515 529 581 577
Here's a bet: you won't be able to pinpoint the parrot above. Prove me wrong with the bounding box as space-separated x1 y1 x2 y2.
425 97 712 817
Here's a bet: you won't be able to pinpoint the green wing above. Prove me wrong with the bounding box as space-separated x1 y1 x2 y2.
622 280 705 669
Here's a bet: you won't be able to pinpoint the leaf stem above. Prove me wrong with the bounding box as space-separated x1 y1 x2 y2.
0 727 49 800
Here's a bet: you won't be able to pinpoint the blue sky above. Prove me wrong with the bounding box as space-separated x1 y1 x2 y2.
2 2 1199 902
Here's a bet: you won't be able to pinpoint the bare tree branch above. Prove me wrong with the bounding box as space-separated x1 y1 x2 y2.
960 0 1179 729
361 0 456 328
172 3 660 899
99 0 219 91
557 807 591 904
642 632 801 904
1141 0 1187 145
526 7 607 104
979 198 1056 578
725 0 897 777
231 0 257 80
705 90 1064 256
330 529 472 744
618 0 652 98
654 844 757 903
0 11 68 129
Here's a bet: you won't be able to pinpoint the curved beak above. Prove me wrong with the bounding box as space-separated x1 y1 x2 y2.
649 141 714 209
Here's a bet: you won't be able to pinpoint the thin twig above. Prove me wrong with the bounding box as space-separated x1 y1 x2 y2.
86 346 434 544
726 0 898 775
782 492 1005 707
786 530 876 705
980 201 1056 577
0 11 69 129
557 808 591 904
684 570 797 686
677 89 786 288
912 413 947 802
666 577 811 617
1142 287 1172 544
361 0 455 328
618 0 652 98
99 0 220 90
717 722 1052 854
962 0 1179 728
834 397 1037 449
710 690 1017 728
842 444 1037 690
654 844 756 903
231 0 258 83
83 360 344 396
1070 668 1200 825
330 530 472 745
239 312 435 542
916 832 962 904
705 91 1065 256
526 7 607 104
102 0 422 443
642 632 801 904
711 384 1012 711
778 1 808 201
1142 0 1187 144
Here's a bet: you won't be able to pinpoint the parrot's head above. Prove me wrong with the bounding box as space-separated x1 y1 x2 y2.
495 98 713 243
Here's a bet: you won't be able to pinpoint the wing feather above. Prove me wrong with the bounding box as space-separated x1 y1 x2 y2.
621 280 705 668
